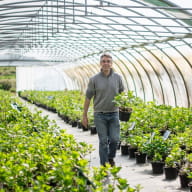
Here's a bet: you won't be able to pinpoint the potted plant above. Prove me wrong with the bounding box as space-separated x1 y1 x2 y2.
135 150 147 164
128 135 143 158
188 182 192 192
151 153 165 174
187 171 192 192
164 145 185 180
134 134 150 164
119 122 134 155
144 132 171 162
120 135 130 155
88 113 95 133
179 153 192 188
179 163 191 188
90 125 97 135
188 172 192 192
113 91 142 121
164 156 178 180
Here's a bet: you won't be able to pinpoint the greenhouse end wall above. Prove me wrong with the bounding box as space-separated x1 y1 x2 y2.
16 66 77 91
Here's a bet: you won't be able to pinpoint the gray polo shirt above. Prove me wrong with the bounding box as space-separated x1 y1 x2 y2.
86 69 124 112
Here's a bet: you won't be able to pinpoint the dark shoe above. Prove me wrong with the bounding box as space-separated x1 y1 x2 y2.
108 158 115 167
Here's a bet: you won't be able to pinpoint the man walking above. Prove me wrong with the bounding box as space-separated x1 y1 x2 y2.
82 53 124 166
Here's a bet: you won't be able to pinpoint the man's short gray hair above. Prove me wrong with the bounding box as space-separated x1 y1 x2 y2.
100 53 112 60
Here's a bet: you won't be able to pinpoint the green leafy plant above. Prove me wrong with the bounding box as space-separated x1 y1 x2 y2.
113 91 142 112
165 145 185 168
144 132 171 161
152 153 163 162
0 90 141 192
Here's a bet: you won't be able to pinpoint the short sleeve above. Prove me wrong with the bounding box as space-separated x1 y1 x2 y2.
119 76 124 93
86 78 95 100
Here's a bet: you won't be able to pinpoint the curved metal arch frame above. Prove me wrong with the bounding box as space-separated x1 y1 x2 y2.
111 52 132 91
0 0 192 107
112 52 137 93
144 47 176 105
123 49 155 102
1 0 192 54
158 46 189 107
119 51 145 99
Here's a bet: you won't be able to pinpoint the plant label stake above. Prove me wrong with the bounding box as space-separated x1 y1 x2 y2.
148 132 156 143
163 130 171 140
128 121 136 131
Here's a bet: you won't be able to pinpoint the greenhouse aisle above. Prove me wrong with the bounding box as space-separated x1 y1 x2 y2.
21 99 188 192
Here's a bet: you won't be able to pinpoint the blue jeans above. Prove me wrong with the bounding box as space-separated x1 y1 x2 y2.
94 112 120 165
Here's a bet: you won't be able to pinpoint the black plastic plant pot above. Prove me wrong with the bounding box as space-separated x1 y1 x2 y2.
164 167 178 180
90 126 97 135
119 111 132 122
129 147 137 158
117 141 121 150
135 152 147 164
188 182 192 192
71 121 77 127
121 145 129 155
82 125 89 131
179 174 190 188
151 162 165 174
64 116 69 123
77 121 82 129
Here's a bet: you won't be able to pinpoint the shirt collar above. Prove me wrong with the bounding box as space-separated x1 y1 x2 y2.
100 68 114 77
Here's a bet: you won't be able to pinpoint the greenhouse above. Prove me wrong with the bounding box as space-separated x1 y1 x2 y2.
0 0 192 192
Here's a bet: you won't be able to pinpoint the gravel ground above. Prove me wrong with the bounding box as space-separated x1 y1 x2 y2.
21 99 189 192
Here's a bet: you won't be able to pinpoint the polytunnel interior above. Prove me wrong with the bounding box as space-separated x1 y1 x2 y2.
0 0 192 107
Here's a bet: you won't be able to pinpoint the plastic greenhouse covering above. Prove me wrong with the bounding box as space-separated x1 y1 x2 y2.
0 0 192 107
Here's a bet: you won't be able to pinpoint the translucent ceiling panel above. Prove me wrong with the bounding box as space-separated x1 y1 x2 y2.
112 52 135 92
162 44 192 107
150 46 187 107
0 0 191 63
139 47 174 106
168 0 192 14
109 17 135 25
83 57 99 74
130 49 161 103
117 52 145 99
123 50 154 102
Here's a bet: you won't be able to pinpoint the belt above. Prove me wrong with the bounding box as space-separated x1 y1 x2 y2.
96 112 117 114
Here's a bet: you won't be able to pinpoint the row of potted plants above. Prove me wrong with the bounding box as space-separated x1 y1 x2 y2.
119 126 192 189
1 90 140 192
19 90 95 127
113 92 192 190
19 90 192 190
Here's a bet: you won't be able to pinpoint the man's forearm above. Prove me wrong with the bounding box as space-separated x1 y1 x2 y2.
82 98 91 128
83 98 91 116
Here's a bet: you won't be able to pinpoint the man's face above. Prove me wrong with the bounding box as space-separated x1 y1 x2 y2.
100 56 112 71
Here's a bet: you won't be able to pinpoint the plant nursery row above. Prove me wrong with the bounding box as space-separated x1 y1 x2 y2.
0 90 139 192
19 90 192 191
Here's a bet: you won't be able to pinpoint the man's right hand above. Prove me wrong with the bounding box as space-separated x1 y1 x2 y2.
82 115 88 128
